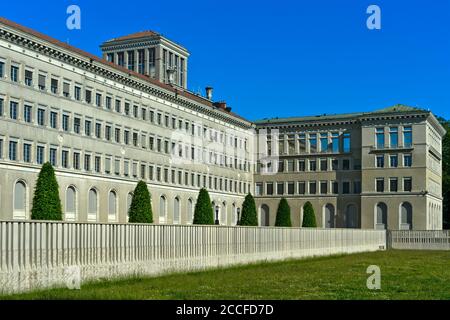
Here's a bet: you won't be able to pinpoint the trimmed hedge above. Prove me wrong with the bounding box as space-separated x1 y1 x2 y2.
193 188 214 225
31 162 63 220
128 180 153 223
240 193 258 226
302 201 317 227
275 198 292 227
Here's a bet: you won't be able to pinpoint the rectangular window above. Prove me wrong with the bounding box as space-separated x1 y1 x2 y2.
277 182 284 195
124 161 130 177
23 143 31 163
404 154 412 167
376 155 384 168
403 126 412 147
74 117 81 134
38 74 46 90
255 183 263 196
266 182 274 195
353 181 361 194
73 152 80 170
343 181 350 194
332 159 339 170
9 101 18 120
287 160 294 172
96 93 102 107
8 141 17 161
342 159 350 170
50 111 58 129
0 98 3 116
320 133 328 153
51 78 58 94
106 96 112 110
343 133 351 152
114 159 120 175
0 61 4 78
320 181 328 194
298 133 306 153
125 103 130 116
115 128 121 143
85 90 92 104
332 133 339 153
49 148 57 166
105 126 111 141
278 160 284 173
63 82 70 97
61 150 69 168
390 127 398 148
288 182 295 195
124 131 130 145
133 133 138 147
37 108 45 126
298 159 306 172
309 134 317 153
36 146 44 164
309 159 317 171
74 86 81 101
84 154 91 171
62 114 69 131
115 100 121 113
332 181 339 194
298 182 306 195
85 120 91 136
376 178 384 192
95 123 101 138
309 181 317 194
25 70 33 86
390 154 398 168
320 159 328 171
141 164 146 179
10 66 19 82
403 177 412 192
95 156 101 173
105 157 112 174
390 178 398 192
376 128 385 149
24 105 32 123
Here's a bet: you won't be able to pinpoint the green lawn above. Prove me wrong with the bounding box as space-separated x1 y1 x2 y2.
3 250 450 300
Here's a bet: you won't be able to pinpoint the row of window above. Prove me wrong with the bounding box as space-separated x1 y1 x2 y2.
375 126 413 149
258 157 360 173
375 153 413 168
0 58 248 150
0 98 250 172
0 139 251 194
262 131 351 155
376 177 412 193
255 180 362 196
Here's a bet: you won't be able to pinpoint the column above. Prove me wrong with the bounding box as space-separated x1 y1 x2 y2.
124 51 129 70
135 50 139 73
144 48 150 75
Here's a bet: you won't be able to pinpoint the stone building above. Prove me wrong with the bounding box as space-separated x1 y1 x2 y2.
0 17 445 229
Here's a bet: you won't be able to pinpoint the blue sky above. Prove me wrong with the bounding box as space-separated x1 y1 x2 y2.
3 0 450 120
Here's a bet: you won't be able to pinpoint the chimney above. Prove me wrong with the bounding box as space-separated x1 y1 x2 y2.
205 87 213 100
213 101 231 112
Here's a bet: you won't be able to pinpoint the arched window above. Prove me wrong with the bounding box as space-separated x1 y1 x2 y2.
221 202 227 225
108 191 117 222
400 202 413 230
375 203 388 229
65 186 77 221
187 198 194 224
88 188 98 221
13 180 27 219
159 195 166 223
173 197 180 224
260 204 270 227
127 192 133 221
324 204 335 228
345 204 358 228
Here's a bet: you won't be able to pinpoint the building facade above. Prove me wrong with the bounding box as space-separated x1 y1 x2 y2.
0 18 446 229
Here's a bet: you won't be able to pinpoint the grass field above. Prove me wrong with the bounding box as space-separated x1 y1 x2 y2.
3 250 450 300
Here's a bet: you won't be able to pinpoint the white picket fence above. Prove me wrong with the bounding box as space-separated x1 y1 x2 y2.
0 220 386 294
388 230 450 250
